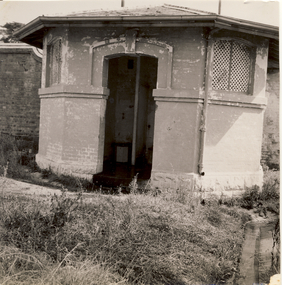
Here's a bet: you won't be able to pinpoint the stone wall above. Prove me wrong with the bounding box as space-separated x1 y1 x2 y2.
0 43 42 149
262 70 280 169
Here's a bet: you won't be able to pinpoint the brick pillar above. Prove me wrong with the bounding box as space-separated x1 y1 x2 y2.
36 85 109 179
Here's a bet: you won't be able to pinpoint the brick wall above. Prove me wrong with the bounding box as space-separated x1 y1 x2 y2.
0 43 42 149
262 69 279 169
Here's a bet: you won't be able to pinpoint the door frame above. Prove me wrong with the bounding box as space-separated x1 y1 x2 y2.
89 34 173 172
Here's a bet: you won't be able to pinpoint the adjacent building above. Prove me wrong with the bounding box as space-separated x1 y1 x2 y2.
0 43 42 149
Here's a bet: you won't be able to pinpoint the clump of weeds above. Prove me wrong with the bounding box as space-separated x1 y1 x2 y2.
0 184 247 285
1 153 279 284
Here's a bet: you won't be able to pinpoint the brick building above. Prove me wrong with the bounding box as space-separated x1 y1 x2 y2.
262 49 279 169
14 4 279 194
0 43 42 148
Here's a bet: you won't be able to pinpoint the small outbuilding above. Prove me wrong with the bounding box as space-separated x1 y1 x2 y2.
14 4 279 194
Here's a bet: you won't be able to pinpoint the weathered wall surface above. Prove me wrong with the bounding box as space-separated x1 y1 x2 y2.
204 105 264 173
0 43 42 145
37 93 107 178
262 70 279 169
196 32 268 192
38 27 207 178
66 27 206 91
36 26 269 193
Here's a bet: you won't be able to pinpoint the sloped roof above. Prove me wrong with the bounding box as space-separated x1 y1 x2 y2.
14 3 279 64
64 4 216 17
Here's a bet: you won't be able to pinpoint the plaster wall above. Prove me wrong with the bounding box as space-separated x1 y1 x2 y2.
65 27 206 92
152 100 201 173
38 26 206 178
198 104 264 192
37 94 106 178
204 105 264 173
36 26 269 193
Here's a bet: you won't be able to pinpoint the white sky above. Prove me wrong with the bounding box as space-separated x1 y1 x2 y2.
0 0 280 27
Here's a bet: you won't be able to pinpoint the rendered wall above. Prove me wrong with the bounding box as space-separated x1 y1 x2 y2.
196 32 268 194
37 92 107 178
36 26 269 194
37 27 206 180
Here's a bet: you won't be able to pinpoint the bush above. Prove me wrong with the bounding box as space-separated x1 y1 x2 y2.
222 169 280 214
0 134 37 178
0 135 20 177
262 169 280 200
240 185 261 209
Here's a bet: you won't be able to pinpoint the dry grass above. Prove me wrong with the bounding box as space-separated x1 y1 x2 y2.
0 188 248 285
0 135 279 284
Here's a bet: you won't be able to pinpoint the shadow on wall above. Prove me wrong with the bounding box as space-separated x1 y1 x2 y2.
206 105 262 147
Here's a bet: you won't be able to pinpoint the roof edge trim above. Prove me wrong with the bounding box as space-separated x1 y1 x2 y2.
14 13 279 45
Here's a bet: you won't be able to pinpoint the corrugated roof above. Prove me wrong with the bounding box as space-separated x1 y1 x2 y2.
60 4 216 17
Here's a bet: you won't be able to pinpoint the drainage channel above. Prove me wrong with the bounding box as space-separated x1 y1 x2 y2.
236 217 279 285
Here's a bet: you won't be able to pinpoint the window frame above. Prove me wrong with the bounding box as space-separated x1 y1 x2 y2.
46 37 62 87
210 37 256 96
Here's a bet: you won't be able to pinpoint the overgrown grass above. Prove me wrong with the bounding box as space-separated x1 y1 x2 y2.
222 169 280 215
0 188 248 285
0 134 95 192
0 134 279 284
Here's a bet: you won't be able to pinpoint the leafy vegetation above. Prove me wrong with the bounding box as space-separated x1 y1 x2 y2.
0 22 25 43
221 169 280 216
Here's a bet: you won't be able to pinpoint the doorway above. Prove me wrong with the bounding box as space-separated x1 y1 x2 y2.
102 54 158 181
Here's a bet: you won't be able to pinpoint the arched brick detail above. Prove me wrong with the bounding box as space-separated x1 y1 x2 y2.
90 37 173 89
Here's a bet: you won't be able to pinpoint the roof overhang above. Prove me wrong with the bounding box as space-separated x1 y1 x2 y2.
14 14 279 50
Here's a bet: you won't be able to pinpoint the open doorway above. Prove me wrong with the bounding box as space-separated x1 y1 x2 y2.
101 54 158 183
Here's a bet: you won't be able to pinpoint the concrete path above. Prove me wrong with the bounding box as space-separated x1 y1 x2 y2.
237 216 278 285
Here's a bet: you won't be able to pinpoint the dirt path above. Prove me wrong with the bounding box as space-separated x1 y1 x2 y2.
0 177 125 201
0 177 63 196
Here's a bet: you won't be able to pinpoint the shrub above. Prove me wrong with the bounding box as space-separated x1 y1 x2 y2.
262 169 280 200
222 169 280 214
240 185 261 209
0 134 37 179
0 135 20 177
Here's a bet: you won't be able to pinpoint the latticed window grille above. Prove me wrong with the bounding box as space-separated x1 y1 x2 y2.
211 40 252 93
47 39 62 86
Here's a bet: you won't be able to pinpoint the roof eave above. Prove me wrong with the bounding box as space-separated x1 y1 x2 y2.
14 14 279 49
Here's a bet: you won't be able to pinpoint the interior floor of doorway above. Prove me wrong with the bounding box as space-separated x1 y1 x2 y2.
92 161 151 189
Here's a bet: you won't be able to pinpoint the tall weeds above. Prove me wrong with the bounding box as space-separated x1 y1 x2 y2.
0 189 246 285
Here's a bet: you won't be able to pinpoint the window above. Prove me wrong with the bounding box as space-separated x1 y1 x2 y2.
211 39 253 93
47 39 62 86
